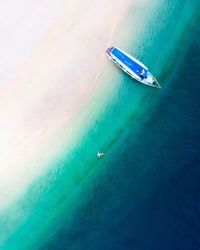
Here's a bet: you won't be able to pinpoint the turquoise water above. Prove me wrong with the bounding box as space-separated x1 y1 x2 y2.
1 1 200 249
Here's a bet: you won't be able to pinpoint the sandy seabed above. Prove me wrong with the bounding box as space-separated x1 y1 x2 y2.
0 0 131 211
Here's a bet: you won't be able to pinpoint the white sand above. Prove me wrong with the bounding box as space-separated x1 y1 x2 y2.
0 0 132 211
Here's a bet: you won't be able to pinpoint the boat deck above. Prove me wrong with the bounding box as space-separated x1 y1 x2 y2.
111 48 148 78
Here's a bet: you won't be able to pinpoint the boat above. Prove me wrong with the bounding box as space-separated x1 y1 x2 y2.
106 47 160 88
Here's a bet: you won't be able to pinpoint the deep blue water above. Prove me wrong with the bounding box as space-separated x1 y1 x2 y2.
42 9 200 250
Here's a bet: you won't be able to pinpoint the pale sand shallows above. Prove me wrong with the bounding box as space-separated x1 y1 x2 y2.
0 0 132 211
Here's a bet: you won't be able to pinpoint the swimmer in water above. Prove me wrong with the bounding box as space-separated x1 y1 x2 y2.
97 151 105 158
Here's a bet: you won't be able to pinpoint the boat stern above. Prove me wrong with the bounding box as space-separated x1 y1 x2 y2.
106 47 114 57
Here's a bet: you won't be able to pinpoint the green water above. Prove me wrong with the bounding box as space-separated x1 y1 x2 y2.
0 1 200 249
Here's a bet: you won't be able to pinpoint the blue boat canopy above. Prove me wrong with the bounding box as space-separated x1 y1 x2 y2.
111 47 148 78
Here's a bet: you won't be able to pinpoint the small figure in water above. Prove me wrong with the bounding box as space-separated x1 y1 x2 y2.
97 151 105 159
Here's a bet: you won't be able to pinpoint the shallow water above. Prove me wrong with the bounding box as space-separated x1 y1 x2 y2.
1 1 200 249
